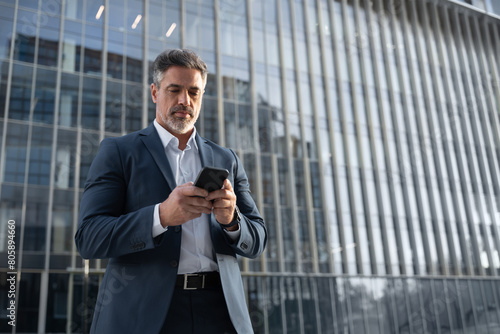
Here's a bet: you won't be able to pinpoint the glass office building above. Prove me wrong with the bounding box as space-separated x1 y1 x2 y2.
0 0 499 332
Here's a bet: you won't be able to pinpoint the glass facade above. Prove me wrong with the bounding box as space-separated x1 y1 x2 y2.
0 0 499 332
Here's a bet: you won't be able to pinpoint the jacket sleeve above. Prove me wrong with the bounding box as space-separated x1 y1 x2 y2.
226 149 267 259
75 138 156 259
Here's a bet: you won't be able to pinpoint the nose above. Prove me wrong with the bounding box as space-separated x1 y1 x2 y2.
178 89 189 106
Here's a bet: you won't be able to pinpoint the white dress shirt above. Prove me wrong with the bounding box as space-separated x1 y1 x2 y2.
152 120 239 274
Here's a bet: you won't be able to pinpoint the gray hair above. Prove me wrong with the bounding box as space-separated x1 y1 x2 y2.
152 49 208 88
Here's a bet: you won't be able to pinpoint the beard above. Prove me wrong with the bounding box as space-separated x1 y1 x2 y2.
159 105 198 135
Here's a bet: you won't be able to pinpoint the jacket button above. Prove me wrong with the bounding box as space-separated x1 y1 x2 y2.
240 242 248 250
170 260 178 267
174 226 181 232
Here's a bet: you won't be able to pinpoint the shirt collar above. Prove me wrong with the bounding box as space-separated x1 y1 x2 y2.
153 119 198 151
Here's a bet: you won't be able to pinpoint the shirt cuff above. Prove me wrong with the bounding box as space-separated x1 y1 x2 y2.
152 203 168 238
224 223 241 241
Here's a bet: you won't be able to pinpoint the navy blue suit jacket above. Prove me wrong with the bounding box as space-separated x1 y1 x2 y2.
75 123 267 334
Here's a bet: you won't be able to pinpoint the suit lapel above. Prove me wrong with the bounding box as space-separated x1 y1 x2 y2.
139 124 177 191
196 134 214 168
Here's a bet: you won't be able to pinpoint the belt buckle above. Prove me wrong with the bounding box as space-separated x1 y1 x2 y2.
183 273 205 290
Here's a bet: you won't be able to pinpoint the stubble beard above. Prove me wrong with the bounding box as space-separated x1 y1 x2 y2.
160 106 198 135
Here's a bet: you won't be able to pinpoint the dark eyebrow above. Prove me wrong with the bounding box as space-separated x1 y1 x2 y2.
165 83 201 91
165 84 181 90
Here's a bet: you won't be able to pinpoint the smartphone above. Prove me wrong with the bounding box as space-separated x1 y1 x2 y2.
194 167 229 193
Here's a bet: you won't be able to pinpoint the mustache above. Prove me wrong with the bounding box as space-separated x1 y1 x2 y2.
170 105 194 115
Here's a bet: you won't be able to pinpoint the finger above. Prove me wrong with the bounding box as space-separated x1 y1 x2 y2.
181 184 209 198
180 193 213 208
178 181 194 187
211 198 231 209
206 181 234 201
185 204 212 215
222 179 233 191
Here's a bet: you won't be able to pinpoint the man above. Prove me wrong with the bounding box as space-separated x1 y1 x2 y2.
75 49 267 334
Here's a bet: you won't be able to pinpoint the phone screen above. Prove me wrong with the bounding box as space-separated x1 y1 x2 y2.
194 167 229 193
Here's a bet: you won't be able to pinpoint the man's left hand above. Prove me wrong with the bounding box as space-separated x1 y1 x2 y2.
205 179 238 231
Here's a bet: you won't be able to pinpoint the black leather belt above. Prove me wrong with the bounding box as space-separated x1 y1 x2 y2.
175 272 221 290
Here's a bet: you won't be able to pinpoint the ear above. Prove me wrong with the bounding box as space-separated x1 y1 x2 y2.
150 83 158 103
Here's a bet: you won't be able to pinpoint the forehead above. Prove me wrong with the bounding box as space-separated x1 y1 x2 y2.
161 66 204 88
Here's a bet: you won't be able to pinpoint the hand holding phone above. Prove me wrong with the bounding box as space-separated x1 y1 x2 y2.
194 167 229 193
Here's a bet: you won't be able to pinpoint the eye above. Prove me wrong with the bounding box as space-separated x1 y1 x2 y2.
189 90 201 97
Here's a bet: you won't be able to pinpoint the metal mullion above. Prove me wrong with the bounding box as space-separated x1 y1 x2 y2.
493 23 500 110
386 0 423 276
94 0 109 273
99 0 108 137
314 0 338 274
340 0 364 275
121 69 127 136
414 277 429 333
272 0 286 274
257 276 270 334
234 2 251 274
69 135 83 329
214 0 225 147
331 0 356 275
309 277 323 333
422 0 461 276
476 18 500 190
295 277 305 334
23 2 44 332
388 278 401 334
142 0 149 129
398 278 415 334
412 0 452 276
299 0 321 274
343 276 355 333
392 0 426 276
349 0 378 276
279 277 288 333
490 276 500 331
328 277 340 332
325 0 349 275
76 0 88 278
0 0 19 189
246 0 266 273
364 0 392 274
446 8 485 277
485 22 500 230
432 1 474 276
372 278 388 333
466 279 480 331
483 22 500 175
470 16 500 277
271 155 285 273
375 0 406 275
408 0 448 276
237 149 250 273
396 0 435 276
284 0 305 273
14 94 36 334
479 20 500 189
0 10 17 328
39 1 68 330
460 12 497 277
428 279 442 334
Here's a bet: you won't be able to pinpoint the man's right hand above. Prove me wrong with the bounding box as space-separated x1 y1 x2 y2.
159 182 212 227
